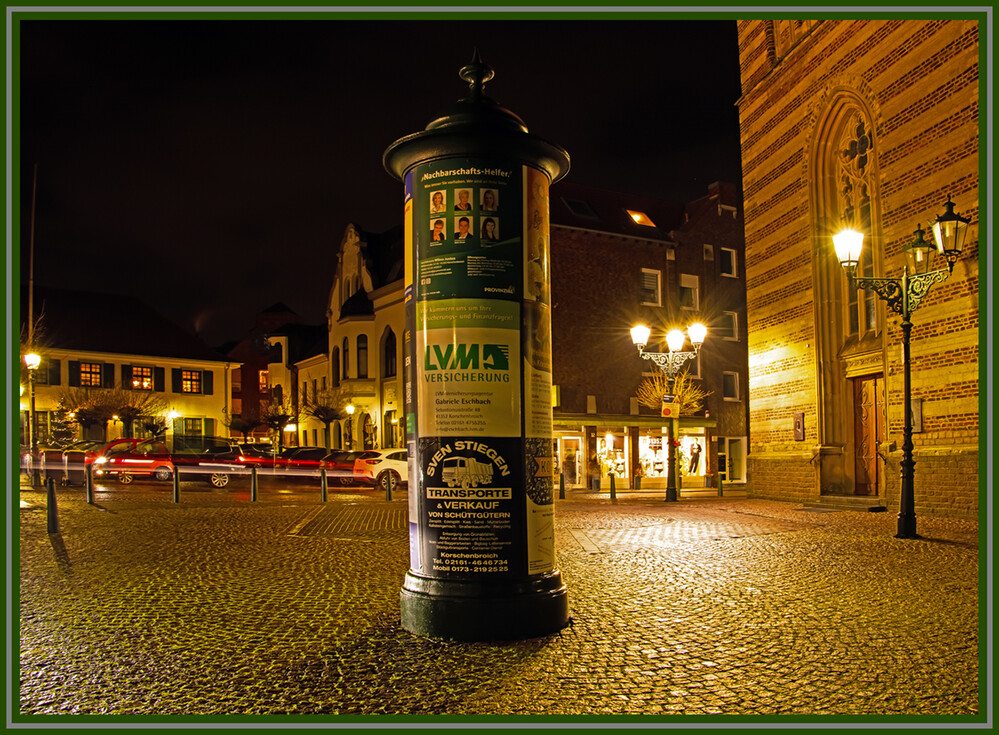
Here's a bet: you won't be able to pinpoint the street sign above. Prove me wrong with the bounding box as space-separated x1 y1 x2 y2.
661 394 678 418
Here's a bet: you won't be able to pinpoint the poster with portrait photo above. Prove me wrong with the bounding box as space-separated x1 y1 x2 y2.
454 188 473 211
481 188 499 212
480 216 500 242
454 215 474 240
429 218 447 243
430 190 447 215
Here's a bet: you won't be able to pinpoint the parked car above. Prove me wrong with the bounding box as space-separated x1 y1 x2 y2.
281 447 330 478
99 436 247 487
97 438 176 483
184 441 295 487
320 450 365 486
353 449 409 492
84 438 143 468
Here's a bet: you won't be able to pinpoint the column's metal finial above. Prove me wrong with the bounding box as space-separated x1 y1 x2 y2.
459 49 494 100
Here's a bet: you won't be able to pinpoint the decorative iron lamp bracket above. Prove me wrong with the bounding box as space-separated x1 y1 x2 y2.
850 268 950 318
636 345 700 377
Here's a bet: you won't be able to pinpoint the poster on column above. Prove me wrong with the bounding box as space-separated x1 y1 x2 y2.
408 157 557 579
522 166 555 576
414 158 522 302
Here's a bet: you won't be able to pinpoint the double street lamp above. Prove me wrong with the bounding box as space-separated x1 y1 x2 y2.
833 196 970 539
630 322 707 502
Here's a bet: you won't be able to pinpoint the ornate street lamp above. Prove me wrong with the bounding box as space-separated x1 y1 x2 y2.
833 196 970 539
631 323 707 502
24 352 41 486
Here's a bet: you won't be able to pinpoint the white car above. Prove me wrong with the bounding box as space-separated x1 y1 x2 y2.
353 449 408 492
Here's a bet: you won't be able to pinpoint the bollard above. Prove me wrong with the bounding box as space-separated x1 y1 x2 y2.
320 468 328 503
609 473 616 500
46 477 59 534
173 466 180 503
559 472 565 500
62 453 70 486
85 463 94 504
718 475 724 497
251 466 258 502
385 477 393 502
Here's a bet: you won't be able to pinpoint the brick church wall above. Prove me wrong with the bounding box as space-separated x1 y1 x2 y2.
737 19 980 517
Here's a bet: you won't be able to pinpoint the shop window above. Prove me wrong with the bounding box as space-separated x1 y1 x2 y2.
716 436 747 483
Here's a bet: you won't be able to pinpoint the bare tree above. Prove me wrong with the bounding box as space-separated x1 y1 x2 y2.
634 370 711 417
103 386 169 438
60 385 168 439
221 409 265 441
59 387 119 435
261 398 299 452
301 388 348 450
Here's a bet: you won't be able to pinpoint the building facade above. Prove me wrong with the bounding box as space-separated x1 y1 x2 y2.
324 183 748 493
737 19 980 514
549 181 749 491
20 287 231 447
327 223 406 452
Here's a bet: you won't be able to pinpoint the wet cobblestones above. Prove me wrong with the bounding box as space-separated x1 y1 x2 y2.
15 483 982 722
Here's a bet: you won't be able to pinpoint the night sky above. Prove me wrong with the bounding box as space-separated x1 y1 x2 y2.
16 16 743 347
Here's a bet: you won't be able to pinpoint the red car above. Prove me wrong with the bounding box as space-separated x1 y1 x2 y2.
97 438 176 483
320 450 366 486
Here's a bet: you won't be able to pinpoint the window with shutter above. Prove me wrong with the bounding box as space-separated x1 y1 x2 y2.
640 269 661 306
680 274 699 310
181 370 203 394
79 362 102 387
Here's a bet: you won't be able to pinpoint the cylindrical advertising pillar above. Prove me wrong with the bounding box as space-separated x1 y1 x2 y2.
384 54 569 641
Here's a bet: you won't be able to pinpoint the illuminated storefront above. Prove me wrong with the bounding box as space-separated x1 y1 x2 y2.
554 416 716 491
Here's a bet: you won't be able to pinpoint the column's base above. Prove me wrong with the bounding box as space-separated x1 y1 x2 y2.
400 570 569 641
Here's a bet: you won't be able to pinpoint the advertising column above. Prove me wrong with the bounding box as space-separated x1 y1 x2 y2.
385 56 569 641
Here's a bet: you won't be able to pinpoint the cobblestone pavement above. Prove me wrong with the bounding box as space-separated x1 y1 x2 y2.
13 479 984 725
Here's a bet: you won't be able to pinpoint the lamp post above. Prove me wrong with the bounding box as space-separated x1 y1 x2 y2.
630 323 707 502
24 352 41 486
344 404 355 449
833 196 970 539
